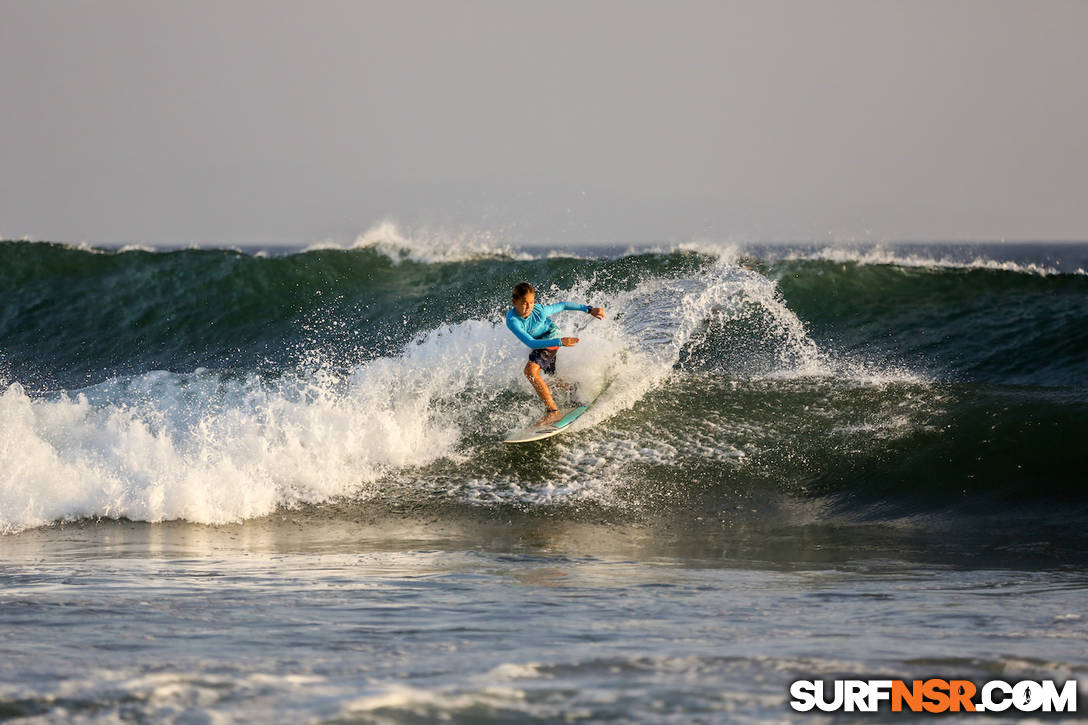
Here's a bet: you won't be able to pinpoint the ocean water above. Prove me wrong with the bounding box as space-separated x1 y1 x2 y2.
1 229 1086 722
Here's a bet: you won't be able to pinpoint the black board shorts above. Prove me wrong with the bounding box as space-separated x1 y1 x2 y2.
528 347 558 375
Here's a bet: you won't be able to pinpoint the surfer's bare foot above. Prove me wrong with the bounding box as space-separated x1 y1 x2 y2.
536 408 563 426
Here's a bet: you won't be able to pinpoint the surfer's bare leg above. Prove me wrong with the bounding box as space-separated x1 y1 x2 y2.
524 362 563 424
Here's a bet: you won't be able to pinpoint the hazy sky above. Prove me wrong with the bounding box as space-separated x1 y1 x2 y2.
2 0 1086 245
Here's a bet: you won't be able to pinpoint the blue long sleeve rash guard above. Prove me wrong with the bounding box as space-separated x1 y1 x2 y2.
505 301 590 349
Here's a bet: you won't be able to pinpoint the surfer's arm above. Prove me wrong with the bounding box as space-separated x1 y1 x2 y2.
539 301 591 316
506 315 561 349
541 301 605 320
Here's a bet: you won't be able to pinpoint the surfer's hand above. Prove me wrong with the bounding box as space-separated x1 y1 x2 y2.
588 307 606 320
561 337 579 347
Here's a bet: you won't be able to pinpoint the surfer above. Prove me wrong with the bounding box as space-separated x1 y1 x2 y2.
506 282 606 424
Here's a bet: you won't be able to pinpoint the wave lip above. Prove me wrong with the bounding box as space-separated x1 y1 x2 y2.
303 220 536 263
773 243 1088 276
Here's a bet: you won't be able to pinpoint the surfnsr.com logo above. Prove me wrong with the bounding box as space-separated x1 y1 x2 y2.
789 679 1078 713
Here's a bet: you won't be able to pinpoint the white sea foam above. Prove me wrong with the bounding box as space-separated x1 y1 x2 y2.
0 341 506 533
0 314 546 532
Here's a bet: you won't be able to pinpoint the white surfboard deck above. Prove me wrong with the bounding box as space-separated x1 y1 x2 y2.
503 405 591 444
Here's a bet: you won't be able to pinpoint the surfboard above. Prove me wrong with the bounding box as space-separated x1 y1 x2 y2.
503 405 591 444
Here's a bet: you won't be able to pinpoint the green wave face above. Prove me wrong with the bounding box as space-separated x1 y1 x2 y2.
1 242 715 388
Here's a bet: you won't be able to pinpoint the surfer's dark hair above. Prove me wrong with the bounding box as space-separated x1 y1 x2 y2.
512 282 535 300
